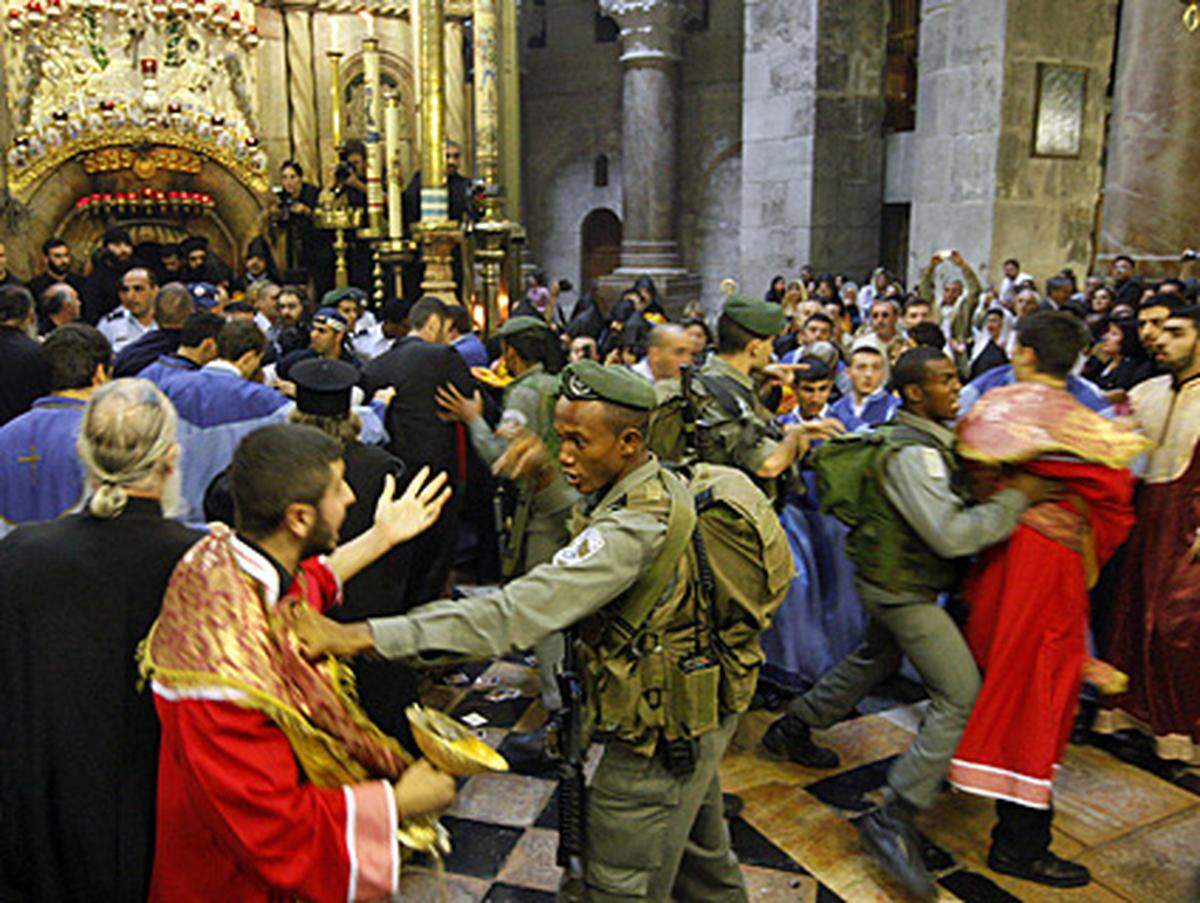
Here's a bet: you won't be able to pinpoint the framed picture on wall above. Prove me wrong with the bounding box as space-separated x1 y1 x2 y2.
1032 63 1086 158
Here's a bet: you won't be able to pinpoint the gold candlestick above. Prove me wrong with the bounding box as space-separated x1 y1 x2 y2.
362 32 385 238
328 50 345 160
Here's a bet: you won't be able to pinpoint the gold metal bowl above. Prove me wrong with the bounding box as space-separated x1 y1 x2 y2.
407 704 509 776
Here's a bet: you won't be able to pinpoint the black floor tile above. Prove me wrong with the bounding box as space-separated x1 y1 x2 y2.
727 816 808 873
533 786 559 829
804 756 896 812
437 816 525 880
815 885 844 902
939 868 1022 902
484 883 557 902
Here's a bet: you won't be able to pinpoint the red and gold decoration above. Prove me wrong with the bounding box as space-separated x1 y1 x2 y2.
74 188 215 218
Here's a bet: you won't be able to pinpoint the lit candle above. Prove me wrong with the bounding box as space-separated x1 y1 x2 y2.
385 92 402 239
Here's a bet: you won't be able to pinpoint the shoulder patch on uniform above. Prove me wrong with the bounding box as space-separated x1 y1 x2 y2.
499 408 528 431
553 526 605 567
919 447 947 479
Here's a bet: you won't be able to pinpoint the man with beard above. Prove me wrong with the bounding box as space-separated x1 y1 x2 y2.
82 227 136 324
1135 293 1183 359
181 235 233 286
1097 306 1200 767
0 324 110 538
140 423 456 902
27 238 85 305
0 285 49 426
0 378 200 900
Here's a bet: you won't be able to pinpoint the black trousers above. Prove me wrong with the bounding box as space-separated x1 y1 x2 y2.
992 800 1053 861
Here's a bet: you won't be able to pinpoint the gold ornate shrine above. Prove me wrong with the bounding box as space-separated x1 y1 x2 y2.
2 0 524 329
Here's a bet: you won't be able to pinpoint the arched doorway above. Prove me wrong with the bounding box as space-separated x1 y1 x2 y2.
580 208 622 294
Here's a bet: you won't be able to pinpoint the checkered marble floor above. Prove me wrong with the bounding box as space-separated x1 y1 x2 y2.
400 657 1200 902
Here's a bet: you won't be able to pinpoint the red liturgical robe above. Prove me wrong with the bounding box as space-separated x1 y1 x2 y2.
948 459 1136 808
147 534 402 902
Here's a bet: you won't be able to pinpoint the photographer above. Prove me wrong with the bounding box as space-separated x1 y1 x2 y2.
273 161 324 279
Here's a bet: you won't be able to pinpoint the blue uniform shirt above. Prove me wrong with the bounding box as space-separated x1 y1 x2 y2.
0 396 88 537
958 364 1114 419
830 388 899 432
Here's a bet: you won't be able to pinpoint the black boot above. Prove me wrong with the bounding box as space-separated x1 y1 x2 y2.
857 796 936 899
988 800 1089 888
761 714 840 768
987 848 1090 888
501 724 559 776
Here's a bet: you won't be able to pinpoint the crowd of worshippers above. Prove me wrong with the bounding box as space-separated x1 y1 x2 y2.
0 240 1196 902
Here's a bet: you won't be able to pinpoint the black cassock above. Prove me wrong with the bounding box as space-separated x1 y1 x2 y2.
0 498 200 901
333 441 423 753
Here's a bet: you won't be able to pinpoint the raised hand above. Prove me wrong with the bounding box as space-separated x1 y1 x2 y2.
435 383 483 423
374 468 453 547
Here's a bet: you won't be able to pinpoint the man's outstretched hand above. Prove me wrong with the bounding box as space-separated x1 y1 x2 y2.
374 467 453 547
435 383 484 423
284 604 376 659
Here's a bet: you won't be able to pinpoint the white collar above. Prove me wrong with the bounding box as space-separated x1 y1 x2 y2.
228 532 281 606
203 359 243 377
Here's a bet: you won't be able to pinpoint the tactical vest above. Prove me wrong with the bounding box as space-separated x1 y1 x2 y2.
576 464 792 756
821 421 969 596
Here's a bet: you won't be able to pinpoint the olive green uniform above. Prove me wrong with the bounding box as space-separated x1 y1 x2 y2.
369 457 746 902
464 362 577 710
788 411 1030 809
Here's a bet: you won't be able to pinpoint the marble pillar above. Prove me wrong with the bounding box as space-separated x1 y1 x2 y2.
596 0 699 316
1097 1 1200 277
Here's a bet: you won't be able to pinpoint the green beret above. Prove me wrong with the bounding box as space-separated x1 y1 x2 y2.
558 360 657 411
722 293 784 337
321 286 366 307
497 315 552 339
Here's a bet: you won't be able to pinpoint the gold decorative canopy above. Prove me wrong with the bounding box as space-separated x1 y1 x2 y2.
3 0 266 196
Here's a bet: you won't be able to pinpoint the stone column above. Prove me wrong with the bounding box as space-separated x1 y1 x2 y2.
597 0 699 316
1097 1 1200 277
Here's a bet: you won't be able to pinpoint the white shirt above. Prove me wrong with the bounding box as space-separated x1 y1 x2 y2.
99 306 156 355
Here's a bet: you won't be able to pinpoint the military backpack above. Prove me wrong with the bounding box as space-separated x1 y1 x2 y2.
581 463 794 747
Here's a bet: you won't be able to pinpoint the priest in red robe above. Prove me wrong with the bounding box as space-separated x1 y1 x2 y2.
140 424 455 903
1096 305 1200 764
946 314 1149 890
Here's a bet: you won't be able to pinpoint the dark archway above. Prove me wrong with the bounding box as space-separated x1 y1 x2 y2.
580 208 621 294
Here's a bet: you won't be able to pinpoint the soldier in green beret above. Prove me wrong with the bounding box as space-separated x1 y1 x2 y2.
435 314 578 771
288 359 749 903
656 294 835 500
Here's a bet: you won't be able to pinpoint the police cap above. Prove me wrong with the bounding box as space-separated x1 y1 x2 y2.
722 293 785 337
322 286 366 308
558 359 657 411
291 357 358 417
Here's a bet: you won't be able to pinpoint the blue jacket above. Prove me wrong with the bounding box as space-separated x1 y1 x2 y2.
453 333 490 369
0 396 88 537
958 364 1113 419
139 353 201 388
830 388 899 432
155 361 293 518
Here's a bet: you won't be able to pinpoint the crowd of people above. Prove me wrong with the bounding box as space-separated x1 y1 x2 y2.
0 237 1195 902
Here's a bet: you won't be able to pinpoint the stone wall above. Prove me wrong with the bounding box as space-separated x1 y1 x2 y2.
521 0 743 315
739 0 885 291
739 0 817 291
1097 0 1200 278
520 0 624 294
991 0 1118 283
677 0 744 314
907 0 1008 287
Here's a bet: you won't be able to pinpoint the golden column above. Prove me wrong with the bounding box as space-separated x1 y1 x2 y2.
498 0 521 224
316 49 363 289
472 0 504 333
416 0 459 297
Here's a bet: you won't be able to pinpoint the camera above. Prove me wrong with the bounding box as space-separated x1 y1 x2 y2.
272 185 293 223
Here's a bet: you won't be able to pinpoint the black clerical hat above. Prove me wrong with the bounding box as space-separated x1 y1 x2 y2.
292 358 358 417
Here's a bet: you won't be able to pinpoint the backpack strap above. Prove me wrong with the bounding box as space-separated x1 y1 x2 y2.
600 470 697 655
695 372 753 420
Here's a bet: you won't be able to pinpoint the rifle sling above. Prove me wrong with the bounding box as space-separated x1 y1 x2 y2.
600 470 696 656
